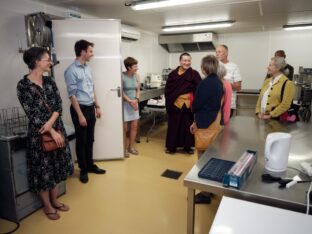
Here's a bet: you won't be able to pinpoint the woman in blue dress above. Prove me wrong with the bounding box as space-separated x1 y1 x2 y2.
122 57 140 156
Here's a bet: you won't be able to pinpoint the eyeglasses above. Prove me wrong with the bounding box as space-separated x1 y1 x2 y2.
40 58 52 62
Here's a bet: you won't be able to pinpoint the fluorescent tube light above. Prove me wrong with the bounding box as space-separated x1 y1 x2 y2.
162 21 235 32
131 0 213 11
283 23 312 31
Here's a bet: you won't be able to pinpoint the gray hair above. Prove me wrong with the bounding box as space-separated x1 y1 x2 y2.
217 63 227 79
271 56 287 71
201 55 219 76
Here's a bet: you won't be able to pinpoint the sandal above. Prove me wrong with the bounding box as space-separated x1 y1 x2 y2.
53 203 70 212
128 148 139 155
125 150 130 158
44 210 60 220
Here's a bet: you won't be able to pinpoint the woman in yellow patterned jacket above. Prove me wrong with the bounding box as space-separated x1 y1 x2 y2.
256 56 295 119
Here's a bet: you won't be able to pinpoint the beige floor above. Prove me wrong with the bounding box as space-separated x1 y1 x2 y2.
0 121 221 234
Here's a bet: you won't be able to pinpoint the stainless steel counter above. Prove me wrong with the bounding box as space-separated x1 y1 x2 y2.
139 87 165 102
184 116 312 234
236 89 259 116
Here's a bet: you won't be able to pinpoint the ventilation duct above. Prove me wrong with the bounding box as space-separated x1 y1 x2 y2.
159 32 218 52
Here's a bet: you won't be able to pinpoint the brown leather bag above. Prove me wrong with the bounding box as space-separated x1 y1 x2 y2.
41 130 63 152
194 111 222 151
34 86 64 152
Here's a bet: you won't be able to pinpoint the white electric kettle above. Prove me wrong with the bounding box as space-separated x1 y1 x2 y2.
265 132 292 172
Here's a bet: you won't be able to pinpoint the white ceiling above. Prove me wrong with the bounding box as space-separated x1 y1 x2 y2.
35 0 312 34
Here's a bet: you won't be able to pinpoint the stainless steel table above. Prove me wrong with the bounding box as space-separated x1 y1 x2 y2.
137 87 165 142
140 87 165 102
184 116 312 234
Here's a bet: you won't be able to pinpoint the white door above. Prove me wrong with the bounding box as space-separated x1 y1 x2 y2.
52 19 124 160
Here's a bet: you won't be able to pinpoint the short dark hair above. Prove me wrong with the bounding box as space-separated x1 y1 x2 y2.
201 55 219 76
179 52 191 61
124 57 138 70
74 39 94 57
23 47 48 70
275 50 286 58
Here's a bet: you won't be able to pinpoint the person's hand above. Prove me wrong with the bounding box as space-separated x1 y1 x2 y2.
262 114 271 120
129 100 138 111
96 107 102 118
39 121 52 134
257 113 263 119
78 114 87 126
190 122 196 134
51 130 65 148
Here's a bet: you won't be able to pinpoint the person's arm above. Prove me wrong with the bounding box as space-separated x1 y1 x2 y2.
232 81 242 91
232 66 242 91
64 68 87 126
40 79 62 133
39 112 59 134
135 74 140 101
255 81 267 119
94 91 101 118
70 95 87 126
122 75 139 111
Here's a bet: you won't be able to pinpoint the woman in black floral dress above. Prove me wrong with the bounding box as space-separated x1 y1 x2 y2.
17 47 73 220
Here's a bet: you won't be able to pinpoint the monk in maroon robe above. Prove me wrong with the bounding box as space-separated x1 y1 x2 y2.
165 53 202 154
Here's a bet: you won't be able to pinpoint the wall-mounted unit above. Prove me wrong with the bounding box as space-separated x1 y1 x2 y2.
25 12 52 47
121 24 141 41
159 32 218 52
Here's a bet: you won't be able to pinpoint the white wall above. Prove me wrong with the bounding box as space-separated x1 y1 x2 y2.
0 0 170 109
121 30 169 83
0 0 93 109
169 30 312 90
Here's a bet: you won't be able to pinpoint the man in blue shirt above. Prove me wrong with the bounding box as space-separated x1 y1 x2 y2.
64 39 105 183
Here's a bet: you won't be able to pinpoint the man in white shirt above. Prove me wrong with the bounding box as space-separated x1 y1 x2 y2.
216 44 242 117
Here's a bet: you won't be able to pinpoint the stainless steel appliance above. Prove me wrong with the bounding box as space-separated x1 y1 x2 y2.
0 107 66 223
294 67 312 121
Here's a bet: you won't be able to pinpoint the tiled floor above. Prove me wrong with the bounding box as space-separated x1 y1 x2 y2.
0 121 220 234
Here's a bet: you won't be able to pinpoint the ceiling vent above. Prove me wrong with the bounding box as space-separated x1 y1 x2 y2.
121 24 141 41
159 32 218 52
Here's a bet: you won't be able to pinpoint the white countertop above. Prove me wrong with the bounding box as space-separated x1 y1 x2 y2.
210 196 312 234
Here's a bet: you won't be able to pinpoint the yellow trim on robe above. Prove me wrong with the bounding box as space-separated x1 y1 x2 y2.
174 93 191 109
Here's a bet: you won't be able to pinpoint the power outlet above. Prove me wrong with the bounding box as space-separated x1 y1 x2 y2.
300 162 312 176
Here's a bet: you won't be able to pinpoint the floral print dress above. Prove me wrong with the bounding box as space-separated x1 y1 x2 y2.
17 75 74 193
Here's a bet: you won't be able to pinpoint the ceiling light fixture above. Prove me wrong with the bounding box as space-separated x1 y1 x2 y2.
162 20 235 32
129 0 213 11
283 23 312 31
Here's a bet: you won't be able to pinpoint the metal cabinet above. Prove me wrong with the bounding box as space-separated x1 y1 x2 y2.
236 89 259 116
0 136 66 223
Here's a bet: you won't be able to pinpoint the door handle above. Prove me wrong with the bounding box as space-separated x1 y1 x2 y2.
110 86 121 97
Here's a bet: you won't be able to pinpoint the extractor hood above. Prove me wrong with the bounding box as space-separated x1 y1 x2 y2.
159 32 218 53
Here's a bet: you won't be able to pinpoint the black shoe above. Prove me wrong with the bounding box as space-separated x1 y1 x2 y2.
165 149 176 154
183 147 194 155
194 192 211 204
80 171 88 183
88 165 106 174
